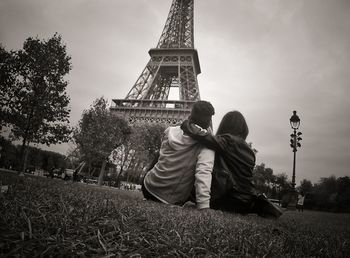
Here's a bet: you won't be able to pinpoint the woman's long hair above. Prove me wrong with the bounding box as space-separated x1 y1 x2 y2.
216 111 249 140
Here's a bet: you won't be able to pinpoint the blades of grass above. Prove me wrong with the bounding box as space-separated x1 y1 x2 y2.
97 229 108 254
2 238 38 258
21 210 32 239
170 229 182 246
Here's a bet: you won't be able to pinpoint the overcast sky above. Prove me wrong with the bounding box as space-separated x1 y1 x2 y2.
1 0 349 184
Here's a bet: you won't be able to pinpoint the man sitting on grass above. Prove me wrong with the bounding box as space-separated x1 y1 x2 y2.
142 100 215 209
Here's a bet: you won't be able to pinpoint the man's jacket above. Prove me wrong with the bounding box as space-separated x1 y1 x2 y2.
144 125 214 209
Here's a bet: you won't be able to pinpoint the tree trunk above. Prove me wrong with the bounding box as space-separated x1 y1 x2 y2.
115 167 123 188
22 146 30 173
19 137 27 172
21 105 34 173
98 159 107 186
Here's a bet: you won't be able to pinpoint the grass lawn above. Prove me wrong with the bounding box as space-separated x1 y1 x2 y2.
1 171 350 257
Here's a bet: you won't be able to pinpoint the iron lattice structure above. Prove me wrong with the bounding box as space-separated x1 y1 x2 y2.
111 0 201 125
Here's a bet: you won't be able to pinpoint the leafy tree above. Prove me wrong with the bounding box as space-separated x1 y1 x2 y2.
336 176 350 212
142 123 165 157
273 173 293 206
129 123 165 182
0 137 67 172
253 163 275 196
65 145 82 170
0 45 17 128
319 176 337 194
73 97 130 186
109 123 165 185
274 173 290 197
253 163 267 189
0 34 72 171
0 136 19 169
312 175 338 211
272 175 350 212
298 179 313 195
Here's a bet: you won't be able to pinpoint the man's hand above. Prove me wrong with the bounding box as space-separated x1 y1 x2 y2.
192 124 208 136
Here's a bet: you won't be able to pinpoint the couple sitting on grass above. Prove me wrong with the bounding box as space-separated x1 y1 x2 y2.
142 100 282 218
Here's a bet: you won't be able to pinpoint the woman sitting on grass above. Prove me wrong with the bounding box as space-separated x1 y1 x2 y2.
181 111 282 218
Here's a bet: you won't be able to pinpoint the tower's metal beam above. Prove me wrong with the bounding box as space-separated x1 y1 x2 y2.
112 0 200 125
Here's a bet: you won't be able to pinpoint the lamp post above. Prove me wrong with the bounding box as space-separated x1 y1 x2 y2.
288 110 302 209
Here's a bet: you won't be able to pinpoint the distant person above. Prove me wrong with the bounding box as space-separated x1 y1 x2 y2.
181 111 283 218
61 169 67 180
142 101 215 209
297 192 305 212
73 169 78 182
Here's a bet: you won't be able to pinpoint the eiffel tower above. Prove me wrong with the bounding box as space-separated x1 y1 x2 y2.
111 0 201 125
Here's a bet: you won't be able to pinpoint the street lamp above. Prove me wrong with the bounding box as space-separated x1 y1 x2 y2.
290 110 300 130
289 111 302 190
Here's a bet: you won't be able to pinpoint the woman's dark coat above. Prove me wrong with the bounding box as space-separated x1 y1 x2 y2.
181 120 283 217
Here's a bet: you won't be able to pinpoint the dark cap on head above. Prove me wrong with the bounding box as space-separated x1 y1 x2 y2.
189 100 215 129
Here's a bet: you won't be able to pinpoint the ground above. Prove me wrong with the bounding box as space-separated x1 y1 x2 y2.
1 170 350 257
